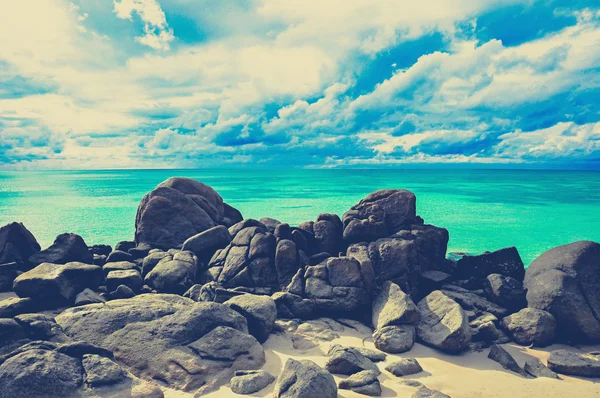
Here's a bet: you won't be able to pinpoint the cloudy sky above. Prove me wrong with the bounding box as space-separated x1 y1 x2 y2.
1 0 599 169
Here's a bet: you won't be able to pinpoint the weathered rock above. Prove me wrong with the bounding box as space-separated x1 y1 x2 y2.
228 219 266 237
29 233 92 267
0 318 27 349
273 358 337 398
115 241 136 252
547 350 600 378
313 214 343 256
230 370 275 395
372 281 419 329
89 244 112 256
144 250 197 294
328 344 386 362
0 262 19 291
525 241 600 343
225 293 277 343
102 260 139 275
325 345 380 375
108 285 135 299
275 239 299 289
342 189 417 243
107 269 143 293
420 270 453 295
385 358 423 377
290 319 343 350
412 387 451 398
373 325 415 353
338 370 382 396
470 314 504 344
105 250 134 263
0 296 34 318
182 225 231 259
501 308 556 347
82 353 127 386
524 358 560 379
455 247 525 281
14 313 69 342
0 222 40 271
13 262 103 304
441 288 508 318
417 290 471 353
483 273 526 310
488 344 527 376
135 178 239 250
272 292 316 319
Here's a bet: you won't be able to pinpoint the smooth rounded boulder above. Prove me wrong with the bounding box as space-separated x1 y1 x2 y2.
225 293 277 343
0 222 40 271
501 308 556 347
273 358 337 398
525 241 600 342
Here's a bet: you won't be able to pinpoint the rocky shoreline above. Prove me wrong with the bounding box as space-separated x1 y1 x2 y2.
1 177 599 397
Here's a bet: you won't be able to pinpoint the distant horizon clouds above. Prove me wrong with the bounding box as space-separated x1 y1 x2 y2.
1 0 599 169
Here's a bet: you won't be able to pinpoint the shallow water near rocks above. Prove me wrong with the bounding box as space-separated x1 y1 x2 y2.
1 169 598 265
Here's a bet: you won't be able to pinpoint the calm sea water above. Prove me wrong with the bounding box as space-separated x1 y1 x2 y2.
0 169 598 266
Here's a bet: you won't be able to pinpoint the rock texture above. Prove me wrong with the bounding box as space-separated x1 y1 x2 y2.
29 233 92 267
225 293 277 343
385 358 423 377
338 370 382 396
373 325 415 353
455 247 525 281
488 344 527 376
273 358 337 398
0 222 40 271
325 345 380 375
372 281 419 329
501 308 556 347
230 370 275 395
144 250 197 294
547 350 600 377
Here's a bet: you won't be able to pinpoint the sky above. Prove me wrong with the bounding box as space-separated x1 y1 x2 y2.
0 0 599 169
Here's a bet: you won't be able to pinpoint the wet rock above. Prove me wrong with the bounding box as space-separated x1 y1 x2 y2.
373 325 415 354
385 358 423 377
455 247 525 281
417 291 471 353
524 358 560 379
372 281 419 329
29 233 92 267
501 308 556 347
325 345 380 375
225 293 277 343
483 273 526 310
0 222 41 271
525 241 600 343
547 350 600 378
273 358 337 398
338 370 382 396
230 370 275 395
487 344 527 376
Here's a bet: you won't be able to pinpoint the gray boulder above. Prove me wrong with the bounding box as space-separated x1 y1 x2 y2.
417 290 471 353
372 281 419 329
14 313 69 342
385 358 423 377
373 325 415 353
0 296 34 318
0 222 40 271
29 233 92 267
144 250 197 294
524 358 560 379
487 344 527 376
106 269 143 293
74 288 106 306
338 370 381 396
273 358 337 398
82 353 127 386
105 250 133 263
501 308 556 346
325 345 380 375
313 214 343 255
483 273 526 310
525 241 600 343
182 225 231 260
0 262 19 292
225 293 277 343
455 246 525 281
547 350 600 377
230 370 275 395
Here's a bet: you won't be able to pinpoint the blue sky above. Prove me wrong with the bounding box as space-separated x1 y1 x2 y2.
0 0 599 169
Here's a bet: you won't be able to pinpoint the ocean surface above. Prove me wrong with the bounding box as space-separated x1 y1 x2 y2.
0 169 598 266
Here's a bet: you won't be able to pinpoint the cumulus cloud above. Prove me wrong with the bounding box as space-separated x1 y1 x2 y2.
113 0 174 50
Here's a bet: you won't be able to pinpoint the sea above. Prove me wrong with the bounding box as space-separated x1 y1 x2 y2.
0 169 598 266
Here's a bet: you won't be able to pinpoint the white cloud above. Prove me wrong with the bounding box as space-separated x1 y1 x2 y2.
113 0 174 50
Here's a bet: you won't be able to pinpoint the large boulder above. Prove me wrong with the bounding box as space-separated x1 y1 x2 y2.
454 247 525 281
547 350 600 378
135 177 241 250
29 233 92 267
525 241 600 342
273 358 337 398
0 262 18 291
225 293 277 343
312 214 343 256
13 262 103 305
182 225 231 262
483 273 526 311
325 345 380 376
373 325 415 354
342 189 417 243
144 250 197 294
501 308 556 347
416 290 471 353
372 281 419 329
0 222 40 271
55 294 263 395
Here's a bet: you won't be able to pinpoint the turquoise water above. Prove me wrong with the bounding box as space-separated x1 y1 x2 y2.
0 169 598 265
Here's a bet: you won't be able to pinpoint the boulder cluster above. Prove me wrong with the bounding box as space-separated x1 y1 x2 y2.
1 177 599 397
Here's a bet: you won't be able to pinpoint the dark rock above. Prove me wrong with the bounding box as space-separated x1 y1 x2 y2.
144 250 197 294
0 296 34 318
108 285 135 299
470 314 504 344
417 290 471 353
547 349 600 378
308 252 331 266
0 318 27 348
372 281 419 329
182 225 231 259
260 217 281 232
483 273 526 310
105 250 133 263
14 313 69 342
89 244 112 256
135 177 238 250
342 189 417 243
223 202 243 226
141 250 170 277
230 370 275 395
106 269 143 293
183 284 203 301
13 262 103 304
0 222 41 271
487 344 527 376
102 260 139 275
325 345 380 375
440 289 508 318
56 341 115 359
525 241 600 343
413 387 451 398
338 370 381 396
228 219 266 237
272 292 316 319
420 270 453 295
524 358 560 379
275 239 299 289
313 214 343 256
29 233 92 267
328 344 386 362
385 358 423 376
82 353 127 386
455 247 525 281
115 241 136 252
273 358 337 398
501 308 556 346
373 325 415 353
92 254 107 266
0 262 19 291
275 223 293 240
128 243 152 259
225 293 277 343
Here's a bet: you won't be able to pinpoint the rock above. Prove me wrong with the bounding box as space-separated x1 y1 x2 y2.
108 285 136 299
325 345 380 375
338 370 381 396
501 308 556 346
144 250 197 294
416 290 471 353
373 325 415 353
0 296 34 318
342 189 417 243
372 281 419 329
483 273 526 310
547 349 600 378
106 269 143 293
29 233 92 267
105 250 133 263
56 295 262 395
313 215 343 256
135 177 239 250
487 344 527 376
440 288 508 318
455 247 525 281
385 358 423 376
115 241 136 252
525 241 600 343
228 219 266 237
470 314 504 344
230 370 275 395
89 244 112 256
13 262 103 305
0 318 27 348
0 222 40 271
328 344 386 362
273 358 337 398
275 239 299 289
14 313 69 342
128 243 152 259
420 270 453 295
412 387 451 398
524 358 560 379
225 293 277 343
182 225 231 259
0 262 18 291
82 353 127 386
291 319 343 350
272 292 316 320
0 349 83 398
102 260 139 275
260 217 281 232
223 202 243 226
